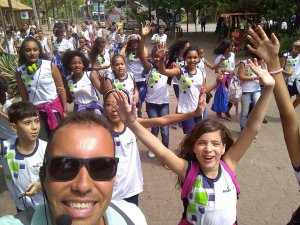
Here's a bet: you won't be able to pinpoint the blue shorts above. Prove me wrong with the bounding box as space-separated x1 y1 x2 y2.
288 80 299 96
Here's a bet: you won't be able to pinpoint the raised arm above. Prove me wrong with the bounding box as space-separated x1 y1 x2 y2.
139 89 206 128
238 62 259 81
138 24 152 73
157 47 180 77
113 90 188 180
204 58 224 70
247 25 300 168
223 58 275 173
51 63 68 116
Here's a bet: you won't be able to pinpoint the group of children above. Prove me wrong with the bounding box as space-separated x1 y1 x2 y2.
0 20 300 225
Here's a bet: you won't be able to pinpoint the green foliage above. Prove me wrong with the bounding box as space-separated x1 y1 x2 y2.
279 28 300 55
0 54 19 97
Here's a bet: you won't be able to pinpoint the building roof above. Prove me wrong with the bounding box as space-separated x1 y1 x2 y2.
0 0 32 11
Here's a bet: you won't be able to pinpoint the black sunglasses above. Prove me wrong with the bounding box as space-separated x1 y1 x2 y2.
47 157 119 181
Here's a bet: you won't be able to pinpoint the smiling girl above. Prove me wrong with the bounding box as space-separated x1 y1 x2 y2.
158 45 221 134
113 57 275 224
62 50 110 114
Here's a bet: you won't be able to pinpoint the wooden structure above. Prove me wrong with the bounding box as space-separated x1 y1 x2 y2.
0 0 33 27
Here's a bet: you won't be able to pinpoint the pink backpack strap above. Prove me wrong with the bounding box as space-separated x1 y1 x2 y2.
181 161 199 200
220 160 240 194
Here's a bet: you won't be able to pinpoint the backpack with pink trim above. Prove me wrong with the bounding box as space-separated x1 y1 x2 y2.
178 160 240 225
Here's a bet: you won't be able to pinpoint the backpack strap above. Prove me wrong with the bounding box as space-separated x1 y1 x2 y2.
220 160 240 195
109 202 135 225
14 206 35 225
181 161 199 200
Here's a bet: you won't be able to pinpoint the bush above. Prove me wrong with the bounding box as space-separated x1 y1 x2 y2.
0 54 19 97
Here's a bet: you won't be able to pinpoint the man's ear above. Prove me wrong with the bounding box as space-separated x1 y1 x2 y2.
10 123 17 132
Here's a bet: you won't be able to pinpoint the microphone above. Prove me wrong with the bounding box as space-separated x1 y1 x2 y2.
55 214 72 225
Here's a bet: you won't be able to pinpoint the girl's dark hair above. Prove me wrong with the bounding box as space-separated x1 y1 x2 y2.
151 46 159 57
183 45 200 59
125 39 139 57
61 50 89 71
214 38 233 55
177 119 234 187
18 36 46 65
0 76 8 105
90 37 106 65
29 27 37 35
111 54 126 66
167 38 189 67
55 28 64 37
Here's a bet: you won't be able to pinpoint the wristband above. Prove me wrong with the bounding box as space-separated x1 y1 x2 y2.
269 68 283 75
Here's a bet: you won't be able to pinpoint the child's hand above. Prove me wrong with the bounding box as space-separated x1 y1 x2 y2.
98 73 108 80
113 90 137 124
247 25 280 65
194 89 206 116
140 23 152 37
157 46 167 61
23 181 41 197
248 58 275 88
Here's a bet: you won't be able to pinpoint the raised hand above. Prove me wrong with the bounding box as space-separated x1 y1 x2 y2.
248 58 275 88
140 23 152 37
247 25 280 65
113 89 137 124
194 89 206 116
157 46 167 61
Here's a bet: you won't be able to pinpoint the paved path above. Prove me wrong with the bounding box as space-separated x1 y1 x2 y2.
1 31 300 225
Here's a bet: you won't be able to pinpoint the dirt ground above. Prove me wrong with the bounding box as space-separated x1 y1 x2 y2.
0 29 300 225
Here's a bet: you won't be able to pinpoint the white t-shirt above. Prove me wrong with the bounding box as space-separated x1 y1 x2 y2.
95 49 112 74
80 30 90 41
186 163 237 225
283 52 300 85
145 65 169 104
108 72 135 102
107 31 117 45
17 60 58 105
239 60 261 92
1 138 46 210
65 37 75 50
112 127 143 200
215 52 235 75
70 25 77 34
66 71 99 105
40 37 51 55
95 28 103 38
177 67 205 113
126 52 145 82
151 33 167 46
57 38 73 52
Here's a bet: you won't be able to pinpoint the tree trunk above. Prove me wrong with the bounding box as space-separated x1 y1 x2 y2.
7 0 16 26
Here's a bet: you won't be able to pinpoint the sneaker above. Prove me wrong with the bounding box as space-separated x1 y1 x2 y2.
148 150 155 158
263 118 268 124
224 112 232 121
